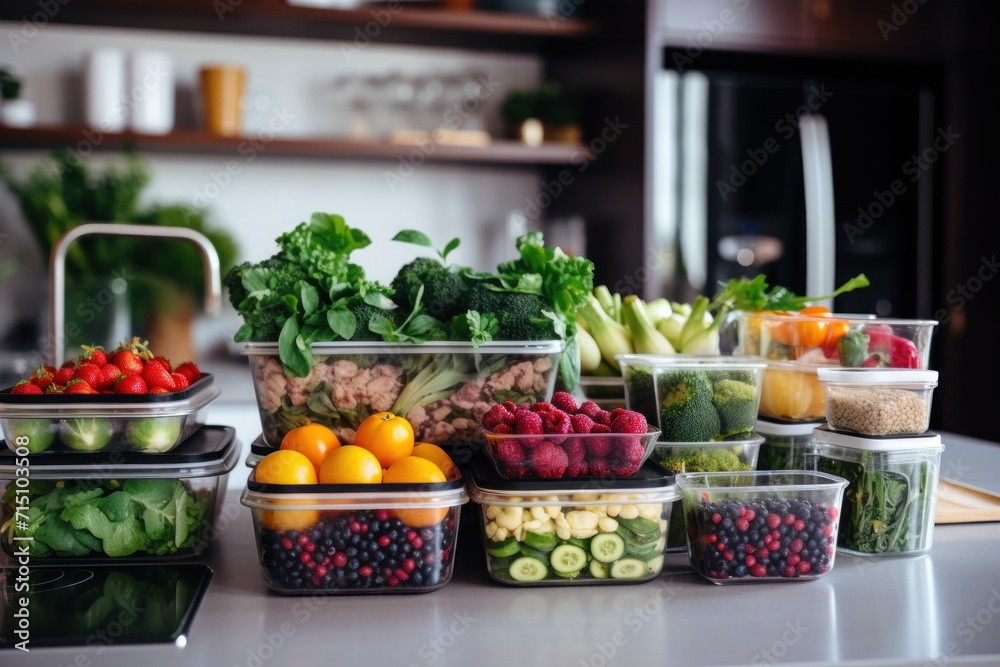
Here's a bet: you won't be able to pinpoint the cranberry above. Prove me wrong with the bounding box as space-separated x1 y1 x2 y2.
411 537 424 550
378 536 391 548
316 565 329 578
388 577 399 587
349 521 361 533
359 565 373 577
744 510 756 522
797 561 812 574
745 555 756 568
793 520 806 532
750 564 767 577
767 513 781 529
783 514 795 526
333 552 348 568
376 511 389 521
406 530 418 542
790 539 804 553
299 552 312 564
785 566 797 577
716 542 727 552
757 548 770 560
787 554 801 566
723 551 734 562
304 542 316 553
297 534 310 546
281 538 294 550
736 519 750 532
403 558 416 573
395 568 410 581
707 534 718 543
827 507 839 520
711 513 722 524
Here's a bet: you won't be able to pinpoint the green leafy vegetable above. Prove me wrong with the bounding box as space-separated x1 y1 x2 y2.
711 273 870 313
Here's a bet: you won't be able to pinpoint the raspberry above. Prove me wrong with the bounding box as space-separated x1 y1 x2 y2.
515 412 544 437
577 401 602 420
610 410 648 435
613 437 646 464
542 409 572 444
594 410 612 427
493 423 514 435
612 461 640 477
530 441 569 478
501 401 517 413
550 391 578 415
503 464 531 479
531 401 555 414
585 423 612 457
482 404 514 431
610 408 630 422
565 461 589 477
562 437 586 463
570 413 595 434
588 457 611 477
495 439 526 464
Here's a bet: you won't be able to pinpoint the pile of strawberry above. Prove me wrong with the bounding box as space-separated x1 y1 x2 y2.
10 338 202 396
481 391 651 479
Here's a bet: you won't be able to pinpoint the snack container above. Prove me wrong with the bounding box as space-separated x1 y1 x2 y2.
755 418 820 471
467 452 679 586
0 377 219 454
676 470 847 584
481 427 660 480
241 474 468 595
1 425 239 562
807 426 943 557
242 341 563 449
817 369 938 436
652 437 764 551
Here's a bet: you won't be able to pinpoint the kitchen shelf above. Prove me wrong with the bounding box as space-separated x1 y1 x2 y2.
0 126 588 166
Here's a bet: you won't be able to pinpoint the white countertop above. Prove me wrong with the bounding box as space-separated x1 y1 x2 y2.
10 402 1000 667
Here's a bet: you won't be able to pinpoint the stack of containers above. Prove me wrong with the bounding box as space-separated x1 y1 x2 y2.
618 354 766 551
0 377 239 562
808 369 943 557
473 395 679 585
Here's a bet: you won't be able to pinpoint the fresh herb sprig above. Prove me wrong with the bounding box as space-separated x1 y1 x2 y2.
711 273 870 313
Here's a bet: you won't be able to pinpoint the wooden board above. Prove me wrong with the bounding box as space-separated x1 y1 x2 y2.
935 478 1000 524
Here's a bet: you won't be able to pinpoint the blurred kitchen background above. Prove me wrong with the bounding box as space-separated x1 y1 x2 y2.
0 0 996 438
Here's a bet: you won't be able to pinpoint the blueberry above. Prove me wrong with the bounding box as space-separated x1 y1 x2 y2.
734 564 748 577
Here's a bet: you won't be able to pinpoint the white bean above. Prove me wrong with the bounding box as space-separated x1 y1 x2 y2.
514 525 525 542
607 504 622 517
638 504 659 520
556 526 571 541
495 526 509 541
486 506 501 520
618 505 639 520
565 511 600 531
530 507 549 521
570 528 598 539
485 522 498 539
544 506 562 519
523 519 542 531
598 517 619 533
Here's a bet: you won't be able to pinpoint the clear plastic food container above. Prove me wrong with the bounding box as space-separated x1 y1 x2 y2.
467 452 679 586
817 369 938 436
1 425 239 562
807 426 943 557
241 473 468 595
481 427 660 480
757 363 828 422
755 418 820 471
242 341 563 449
676 470 847 584
652 436 764 551
0 377 219 454
649 357 765 442
245 434 269 469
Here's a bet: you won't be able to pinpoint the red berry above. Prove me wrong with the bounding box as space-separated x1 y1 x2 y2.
613 437 646 464
827 507 839 520
175 362 202 383
797 561 812 574
712 513 722 524
723 551 734 561
767 513 782 529
570 414 595 434
142 359 177 391
716 542 727 552
611 460 640 477
500 401 517 413
585 424 612 457
359 565 373 577
530 441 568 478
388 577 399 587
565 461 589 477
793 520 805 532
750 564 767 577
333 552 348 568
757 548 770 560
75 363 101 389
113 349 145 377
736 519 750 532
97 363 123 391
610 409 648 435
495 438 526 464
531 401 554 414
65 380 98 394
411 537 423 549
550 391 578 414
394 569 409 582
82 345 107 367
376 510 389 521
54 366 75 386
706 534 718 543
149 387 169 394
743 544 755 554
115 375 148 395
587 458 611 477
745 555 756 567
493 423 514 435
316 565 329 578
787 553 801 566
11 380 43 395
299 552 311 563
515 412 544 446
281 538 293 550
744 510 756 522
784 514 796 525
502 463 531 479
562 438 586 463
577 401 602 420
406 531 417 542
594 410 612 427
482 404 514 431
542 410 572 443
402 558 416 573
350 521 362 533
790 539 804 553
785 566 797 578
379 536 391 547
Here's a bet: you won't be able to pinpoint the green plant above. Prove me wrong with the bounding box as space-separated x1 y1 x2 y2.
0 67 21 102
501 82 580 127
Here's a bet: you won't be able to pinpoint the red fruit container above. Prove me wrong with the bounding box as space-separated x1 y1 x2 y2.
481 427 661 480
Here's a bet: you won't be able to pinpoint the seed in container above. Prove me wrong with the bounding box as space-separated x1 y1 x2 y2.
482 393 653 479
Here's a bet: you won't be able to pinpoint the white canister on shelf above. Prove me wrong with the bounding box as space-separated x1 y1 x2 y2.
0 99 37 127
83 48 127 132
128 50 174 135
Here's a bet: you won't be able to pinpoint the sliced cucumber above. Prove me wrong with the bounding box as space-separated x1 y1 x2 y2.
508 557 548 582
524 531 558 552
520 545 551 564
646 556 665 573
566 537 590 550
589 560 609 579
487 537 521 558
550 544 588 575
489 555 514 572
610 558 649 580
555 569 583 579
618 516 660 538
590 533 626 564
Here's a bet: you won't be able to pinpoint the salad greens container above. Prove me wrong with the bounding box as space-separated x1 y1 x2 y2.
1 426 239 562
241 475 468 595
807 426 943 557
653 437 764 551
0 379 219 454
242 341 563 449
467 452 679 586
677 470 847 584
755 418 819 471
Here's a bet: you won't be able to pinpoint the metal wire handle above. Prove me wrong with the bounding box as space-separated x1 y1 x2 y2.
49 223 222 364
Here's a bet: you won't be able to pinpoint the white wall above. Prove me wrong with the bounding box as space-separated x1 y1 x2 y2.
0 22 543 347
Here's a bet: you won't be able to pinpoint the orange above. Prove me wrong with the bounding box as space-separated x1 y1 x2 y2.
261 508 320 532
411 442 459 481
354 411 414 469
255 450 318 485
318 445 383 484
383 456 448 528
281 423 341 475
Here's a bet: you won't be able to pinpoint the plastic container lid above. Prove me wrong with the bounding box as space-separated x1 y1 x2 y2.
811 425 944 452
0 383 220 418
0 425 240 478
616 354 766 369
241 340 565 356
242 475 468 511
755 418 823 438
816 368 939 386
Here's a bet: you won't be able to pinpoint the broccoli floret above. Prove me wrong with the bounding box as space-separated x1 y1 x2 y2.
348 302 398 341
468 285 556 341
659 446 753 474
706 370 757 385
711 379 759 437
391 257 469 321
657 370 721 442
624 366 657 426
225 255 310 341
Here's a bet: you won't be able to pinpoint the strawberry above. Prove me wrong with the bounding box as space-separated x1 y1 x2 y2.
113 350 145 377
60 359 76 369
170 372 189 391
153 356 172 372
44 365 56 375
82 345 107 367
65 379 98 394
142 360 176 391
115 375 148 395
97 364 123 391
11 380 42 395
31 365 55 390
54 365 76 386
174 362 202 384
149 386 170 394
75 363 102 389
